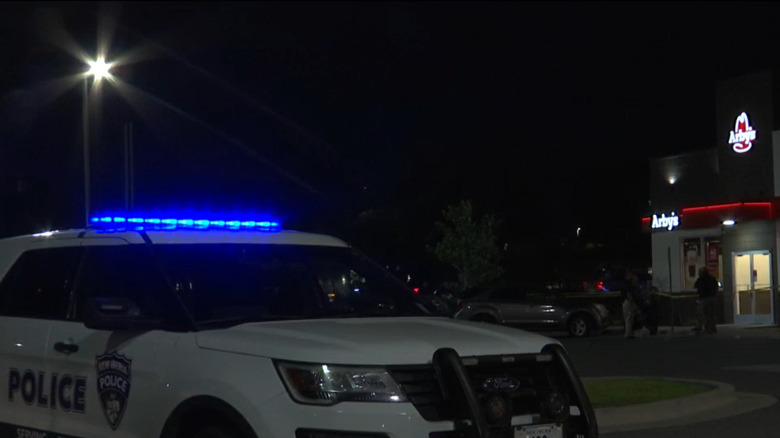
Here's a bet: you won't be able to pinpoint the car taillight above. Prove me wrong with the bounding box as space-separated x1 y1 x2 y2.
413 287 420 294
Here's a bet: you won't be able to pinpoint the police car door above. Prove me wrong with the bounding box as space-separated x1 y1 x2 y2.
0 244 84 437
48 238 177 438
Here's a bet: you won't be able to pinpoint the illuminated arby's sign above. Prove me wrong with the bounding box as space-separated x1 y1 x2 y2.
651 212 679 231
728 112 756 153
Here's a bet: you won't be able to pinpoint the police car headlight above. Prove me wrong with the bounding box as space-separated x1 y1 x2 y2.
276 362 407 405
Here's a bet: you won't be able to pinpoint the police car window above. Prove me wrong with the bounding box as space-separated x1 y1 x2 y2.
151 244 426 327
0 247 83 320
312 258 402 316
76 246 172 321
152 244 316 324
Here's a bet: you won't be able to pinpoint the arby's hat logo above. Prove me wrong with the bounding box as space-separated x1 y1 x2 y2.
728 112 756 153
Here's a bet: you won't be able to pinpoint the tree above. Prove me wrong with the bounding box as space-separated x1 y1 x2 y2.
429 200 504 291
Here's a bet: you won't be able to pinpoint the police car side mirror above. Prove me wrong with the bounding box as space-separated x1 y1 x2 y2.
83 297 164 331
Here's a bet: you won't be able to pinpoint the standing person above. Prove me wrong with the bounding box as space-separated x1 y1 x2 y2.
694 267 718 334
622 272 640 339
639 284 660 336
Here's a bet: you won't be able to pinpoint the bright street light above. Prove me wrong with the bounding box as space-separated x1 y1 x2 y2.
83 56 114 225
87 57 113 80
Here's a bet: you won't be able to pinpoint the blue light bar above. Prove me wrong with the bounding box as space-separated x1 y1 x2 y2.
89 215 282 231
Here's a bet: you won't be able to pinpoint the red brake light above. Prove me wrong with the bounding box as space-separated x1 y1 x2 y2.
413 287 420 294
597 281 605 291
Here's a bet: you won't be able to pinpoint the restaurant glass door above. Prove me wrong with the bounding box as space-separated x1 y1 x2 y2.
733 251 773 324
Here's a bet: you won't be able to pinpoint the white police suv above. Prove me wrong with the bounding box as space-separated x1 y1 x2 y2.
0 215 598 438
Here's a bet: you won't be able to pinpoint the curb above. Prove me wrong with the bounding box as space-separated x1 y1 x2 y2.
602 324 780 339
584 376 777 434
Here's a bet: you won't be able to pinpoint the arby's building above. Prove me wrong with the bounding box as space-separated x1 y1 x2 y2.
644 70 780 325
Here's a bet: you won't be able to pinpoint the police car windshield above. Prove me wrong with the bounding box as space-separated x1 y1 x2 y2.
152 244 429 328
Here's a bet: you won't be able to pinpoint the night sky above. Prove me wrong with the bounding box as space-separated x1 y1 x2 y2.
2 2 780 285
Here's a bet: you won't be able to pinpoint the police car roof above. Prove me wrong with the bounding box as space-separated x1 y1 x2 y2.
0 229 350 248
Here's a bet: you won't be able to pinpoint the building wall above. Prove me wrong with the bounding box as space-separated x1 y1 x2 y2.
649 150 720 212
651 220 778 325
774 131 780 196
721 220 778 324
716 70 775 202
776 220 780 324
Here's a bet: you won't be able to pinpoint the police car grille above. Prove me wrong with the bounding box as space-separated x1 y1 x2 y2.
388 366 449 420
389 358 557 423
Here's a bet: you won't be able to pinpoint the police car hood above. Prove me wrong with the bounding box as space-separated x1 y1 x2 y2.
195 317 557 365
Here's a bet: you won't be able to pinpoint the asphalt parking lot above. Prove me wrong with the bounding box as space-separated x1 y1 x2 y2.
557 325 780 437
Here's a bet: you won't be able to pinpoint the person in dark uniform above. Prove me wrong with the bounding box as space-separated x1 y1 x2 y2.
694 267 718 334
637 284 659 336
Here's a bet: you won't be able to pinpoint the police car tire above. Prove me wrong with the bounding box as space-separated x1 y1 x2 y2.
192 426 238 438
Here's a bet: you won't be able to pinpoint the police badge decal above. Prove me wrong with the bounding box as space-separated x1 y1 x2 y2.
96 352 133 430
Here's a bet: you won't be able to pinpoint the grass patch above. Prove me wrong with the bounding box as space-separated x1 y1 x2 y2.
583 378 712 408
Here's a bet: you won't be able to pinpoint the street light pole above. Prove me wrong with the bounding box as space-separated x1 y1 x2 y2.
83 77 91 226
83 57 112 226
124 120 134 211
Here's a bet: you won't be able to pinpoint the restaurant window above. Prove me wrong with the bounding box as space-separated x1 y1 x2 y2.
682 237 722 291
704 238 723 285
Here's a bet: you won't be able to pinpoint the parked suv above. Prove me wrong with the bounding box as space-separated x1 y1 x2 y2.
454 286 610 337
0 217 597 438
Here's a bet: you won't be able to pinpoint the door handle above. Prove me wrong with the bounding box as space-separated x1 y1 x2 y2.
53 341 79 355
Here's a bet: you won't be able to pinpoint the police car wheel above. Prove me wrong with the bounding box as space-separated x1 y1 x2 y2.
192 426 238 438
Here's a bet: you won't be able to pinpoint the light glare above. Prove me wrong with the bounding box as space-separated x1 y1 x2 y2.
87 58 113 80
